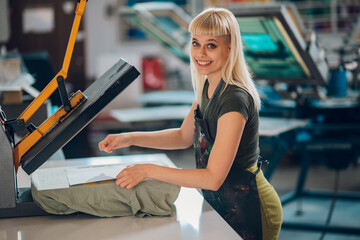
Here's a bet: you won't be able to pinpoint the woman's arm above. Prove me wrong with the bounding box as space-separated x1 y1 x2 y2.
98 101 197 153
116 111 246 191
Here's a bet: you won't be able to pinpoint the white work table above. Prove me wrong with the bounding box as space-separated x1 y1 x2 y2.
259 116 308 137
111 105 191 122
110 105 308 137
0 154 242 240
109 106 309 181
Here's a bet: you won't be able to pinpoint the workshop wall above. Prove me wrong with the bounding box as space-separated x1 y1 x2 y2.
84 0 191 111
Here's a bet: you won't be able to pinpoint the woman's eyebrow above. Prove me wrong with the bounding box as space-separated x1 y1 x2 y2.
192 37 218 42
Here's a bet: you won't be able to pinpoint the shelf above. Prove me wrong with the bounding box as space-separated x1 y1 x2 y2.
276 0 360 33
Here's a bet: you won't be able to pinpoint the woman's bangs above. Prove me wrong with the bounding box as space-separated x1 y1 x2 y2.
190 14 229 37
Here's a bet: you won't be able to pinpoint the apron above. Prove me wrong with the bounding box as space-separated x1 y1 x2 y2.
194 80 263 240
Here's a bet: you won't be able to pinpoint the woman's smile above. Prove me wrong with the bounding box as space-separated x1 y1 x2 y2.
196 59 213 67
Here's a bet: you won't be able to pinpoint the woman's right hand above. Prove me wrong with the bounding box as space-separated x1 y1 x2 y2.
98 133 132 153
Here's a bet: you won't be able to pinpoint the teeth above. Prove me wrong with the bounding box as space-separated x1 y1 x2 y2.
197 60 212 65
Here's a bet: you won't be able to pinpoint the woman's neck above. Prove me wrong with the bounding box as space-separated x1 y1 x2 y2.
207 76 221 99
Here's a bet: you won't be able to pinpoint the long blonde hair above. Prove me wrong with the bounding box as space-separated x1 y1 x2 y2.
189 7 261 110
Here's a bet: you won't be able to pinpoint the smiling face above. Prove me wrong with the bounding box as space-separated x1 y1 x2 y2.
191 34 230 82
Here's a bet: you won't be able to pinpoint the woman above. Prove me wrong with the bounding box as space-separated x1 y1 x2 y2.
99 7 282 240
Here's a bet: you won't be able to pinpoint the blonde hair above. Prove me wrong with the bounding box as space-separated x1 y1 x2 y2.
189 7 261 110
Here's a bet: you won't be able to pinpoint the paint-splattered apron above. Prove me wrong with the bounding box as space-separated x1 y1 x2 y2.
194 81 262 240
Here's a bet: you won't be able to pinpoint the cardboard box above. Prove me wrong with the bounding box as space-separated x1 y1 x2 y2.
0 90 23 104
0 57 23 104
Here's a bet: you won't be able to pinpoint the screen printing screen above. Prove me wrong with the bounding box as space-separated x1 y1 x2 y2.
151 14 190 62
122 3 327 84
153 15 189 48
237 17 308 81
121 8 190 63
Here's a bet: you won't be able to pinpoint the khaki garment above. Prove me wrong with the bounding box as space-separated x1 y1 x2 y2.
32 180 180 218
247 164 283 240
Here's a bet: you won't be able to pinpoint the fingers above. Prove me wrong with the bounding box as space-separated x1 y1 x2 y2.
116 166 141 189
99 134 130 153
99 142 112 153
98 141 107 152
98 136 114 153
116 173 135 189
116 178 133 189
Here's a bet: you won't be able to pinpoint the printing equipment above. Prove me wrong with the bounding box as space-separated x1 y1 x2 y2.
0 0 140 217
232 4 360 235
119 2 329 108
119 2 192 63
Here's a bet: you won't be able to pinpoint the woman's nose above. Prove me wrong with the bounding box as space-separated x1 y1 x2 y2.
197 47 207 57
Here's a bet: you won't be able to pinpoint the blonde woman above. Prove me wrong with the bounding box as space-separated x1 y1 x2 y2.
99 7 282 240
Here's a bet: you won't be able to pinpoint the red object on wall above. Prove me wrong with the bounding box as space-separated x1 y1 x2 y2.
142 56 166 91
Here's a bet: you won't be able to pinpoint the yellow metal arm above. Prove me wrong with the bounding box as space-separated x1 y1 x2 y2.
13 91 86 173
14 0 88 173
17 0 87 124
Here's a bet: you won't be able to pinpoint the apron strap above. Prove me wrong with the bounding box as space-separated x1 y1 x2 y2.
255 159 269 175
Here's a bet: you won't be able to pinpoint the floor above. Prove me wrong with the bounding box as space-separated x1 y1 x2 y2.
155 147 360 240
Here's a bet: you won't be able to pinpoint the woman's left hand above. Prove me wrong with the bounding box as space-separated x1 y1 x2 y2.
116 164 151 189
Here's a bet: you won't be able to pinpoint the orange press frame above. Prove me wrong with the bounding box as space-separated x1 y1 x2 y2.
13 0 88 173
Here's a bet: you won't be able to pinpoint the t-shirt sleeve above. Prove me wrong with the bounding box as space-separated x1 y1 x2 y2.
218 88 252 120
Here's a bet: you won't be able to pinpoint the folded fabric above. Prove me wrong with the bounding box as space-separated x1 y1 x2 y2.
31 179 180 217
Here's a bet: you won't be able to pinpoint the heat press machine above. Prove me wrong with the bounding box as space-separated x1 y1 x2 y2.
0 0 140 218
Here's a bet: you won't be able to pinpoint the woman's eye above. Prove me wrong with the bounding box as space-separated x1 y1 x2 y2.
208 44 217 49
192 41 199 47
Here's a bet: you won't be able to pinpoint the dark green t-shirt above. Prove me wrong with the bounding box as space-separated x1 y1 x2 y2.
199 80 260 169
